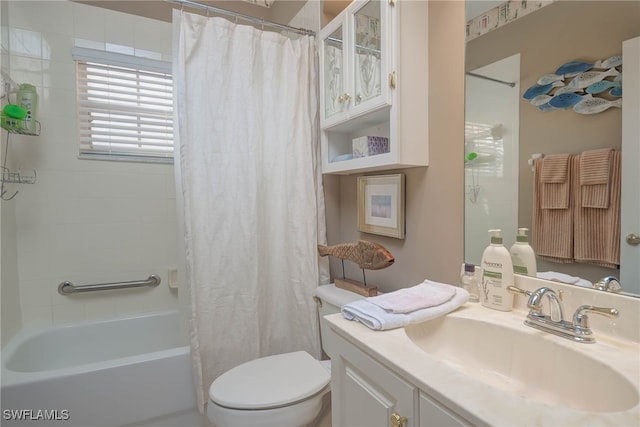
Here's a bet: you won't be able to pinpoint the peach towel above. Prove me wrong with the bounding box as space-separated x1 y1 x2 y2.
540 154 571 209
580 148 613 208
574 150 621 268
532 154 575 263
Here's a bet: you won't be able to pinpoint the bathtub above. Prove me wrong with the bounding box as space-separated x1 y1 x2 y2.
1 311 196 427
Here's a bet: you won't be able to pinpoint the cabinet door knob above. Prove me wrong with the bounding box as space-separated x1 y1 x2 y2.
390 412 407 427
338 93 352 104
626 233 640 246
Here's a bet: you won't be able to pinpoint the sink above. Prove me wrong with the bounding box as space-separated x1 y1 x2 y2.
404 311 639 413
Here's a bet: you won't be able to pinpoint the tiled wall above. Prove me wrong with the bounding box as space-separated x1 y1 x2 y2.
4 0 178 330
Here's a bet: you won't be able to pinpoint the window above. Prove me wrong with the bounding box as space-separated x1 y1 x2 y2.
73 48 173 163
464 121 504 178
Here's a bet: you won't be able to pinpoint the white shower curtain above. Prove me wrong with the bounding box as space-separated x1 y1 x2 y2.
173 10 329 412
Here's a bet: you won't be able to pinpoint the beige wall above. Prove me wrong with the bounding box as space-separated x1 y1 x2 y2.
466 1 640 281
324 1 465 292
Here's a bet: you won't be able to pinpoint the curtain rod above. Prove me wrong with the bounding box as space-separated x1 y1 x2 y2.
466 72 516 88
165 0 315 36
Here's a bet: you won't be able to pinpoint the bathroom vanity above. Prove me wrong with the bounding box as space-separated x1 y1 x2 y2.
324 276 640 426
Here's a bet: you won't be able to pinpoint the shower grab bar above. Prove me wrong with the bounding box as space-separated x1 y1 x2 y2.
58 275 161 295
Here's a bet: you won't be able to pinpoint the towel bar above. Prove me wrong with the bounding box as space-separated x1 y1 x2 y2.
58 275 161 295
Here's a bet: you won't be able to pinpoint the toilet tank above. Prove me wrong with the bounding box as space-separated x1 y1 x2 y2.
315 284 364 359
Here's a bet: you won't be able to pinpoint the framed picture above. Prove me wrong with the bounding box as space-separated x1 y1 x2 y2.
357 174 405 239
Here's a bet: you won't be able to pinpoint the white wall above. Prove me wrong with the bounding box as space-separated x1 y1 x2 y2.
4 0 178 331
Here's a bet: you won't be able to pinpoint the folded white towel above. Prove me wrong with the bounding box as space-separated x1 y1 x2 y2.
366 280 456 314
537 271 593 288
341 286 470 331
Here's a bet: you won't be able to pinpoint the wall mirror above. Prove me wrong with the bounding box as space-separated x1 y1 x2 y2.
464 1 640 296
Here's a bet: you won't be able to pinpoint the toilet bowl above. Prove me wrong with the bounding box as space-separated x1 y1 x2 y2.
207 284 363 427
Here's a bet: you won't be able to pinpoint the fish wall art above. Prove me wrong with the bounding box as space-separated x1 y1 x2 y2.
523 55 623 115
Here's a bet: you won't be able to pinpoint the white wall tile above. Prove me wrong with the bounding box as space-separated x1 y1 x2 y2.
52 301 85 324
42 32 73 62
9 0 178 329
36 1 73 37
104 8 135 50
9 28 42 58
72 2 104 43
20 305 53 328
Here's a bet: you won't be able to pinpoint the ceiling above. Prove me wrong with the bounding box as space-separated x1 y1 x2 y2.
72 0 307 25
72 0 352 27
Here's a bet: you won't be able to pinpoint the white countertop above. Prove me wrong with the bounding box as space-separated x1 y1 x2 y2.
326 302 640 427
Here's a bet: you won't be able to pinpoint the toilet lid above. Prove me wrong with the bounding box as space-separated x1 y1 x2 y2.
209 351 330 410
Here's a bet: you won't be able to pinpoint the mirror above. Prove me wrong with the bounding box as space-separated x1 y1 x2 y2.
464 1 640 296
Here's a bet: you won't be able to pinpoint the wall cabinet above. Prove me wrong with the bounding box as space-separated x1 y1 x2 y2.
330 330 470 427
319 0 429 174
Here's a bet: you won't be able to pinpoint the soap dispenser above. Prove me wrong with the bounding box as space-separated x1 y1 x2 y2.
480 229 514 311
510 227 537 276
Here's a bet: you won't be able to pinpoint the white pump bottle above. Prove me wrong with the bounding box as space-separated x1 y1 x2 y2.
480 229 514 311
510 228 537 276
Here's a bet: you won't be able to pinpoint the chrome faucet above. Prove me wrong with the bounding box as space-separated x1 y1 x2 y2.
507 286 619 343
527 286 564 322
594 276 623 293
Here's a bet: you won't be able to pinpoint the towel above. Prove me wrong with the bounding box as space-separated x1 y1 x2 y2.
366 281 456 314
580 148 613 208
341 286 469 331
532 154 576 263
537 271 593 288
574 150 621 268
540 154 571 209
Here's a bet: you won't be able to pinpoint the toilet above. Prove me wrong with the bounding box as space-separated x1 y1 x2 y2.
207 284 363 427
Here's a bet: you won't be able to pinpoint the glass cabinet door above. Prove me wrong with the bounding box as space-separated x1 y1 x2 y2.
352 0 382 107
323 25 345 121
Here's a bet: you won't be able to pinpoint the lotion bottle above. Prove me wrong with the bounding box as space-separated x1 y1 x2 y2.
480 229 514 311
510 227 537 276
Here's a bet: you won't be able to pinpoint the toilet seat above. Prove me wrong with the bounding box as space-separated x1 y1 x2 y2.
209 351 330 410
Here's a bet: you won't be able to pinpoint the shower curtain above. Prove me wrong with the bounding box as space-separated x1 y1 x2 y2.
173 10 329 412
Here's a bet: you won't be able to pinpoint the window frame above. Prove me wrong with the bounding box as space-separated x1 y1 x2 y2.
73 47 174 164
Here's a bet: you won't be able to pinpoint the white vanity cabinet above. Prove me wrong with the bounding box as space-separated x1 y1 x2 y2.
329 328 469 427
319 0 429 175
330 329 417 426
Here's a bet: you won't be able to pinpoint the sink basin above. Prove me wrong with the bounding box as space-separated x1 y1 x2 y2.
404 312 639 413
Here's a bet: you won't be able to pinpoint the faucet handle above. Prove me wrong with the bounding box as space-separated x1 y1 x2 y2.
507 285 532 297
573 305 619 329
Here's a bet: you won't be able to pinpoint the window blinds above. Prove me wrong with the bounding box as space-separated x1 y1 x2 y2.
73 48 173 163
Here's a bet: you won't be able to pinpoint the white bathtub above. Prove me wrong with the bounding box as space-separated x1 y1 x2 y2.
1 311 196 427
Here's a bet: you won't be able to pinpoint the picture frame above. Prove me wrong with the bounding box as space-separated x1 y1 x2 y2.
357 173 405 239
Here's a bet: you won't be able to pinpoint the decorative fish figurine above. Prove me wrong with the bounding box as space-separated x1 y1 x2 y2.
537 73 564 86
555 60 601 77
599 55 622 69
573 97 622 115
538 102 557 112
318 240 394 270
565 68 620 90
553 86 584 96
522 80 564 100
609 86 622 97
530 94 552 106
549 93 589 110
586 80 621 94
